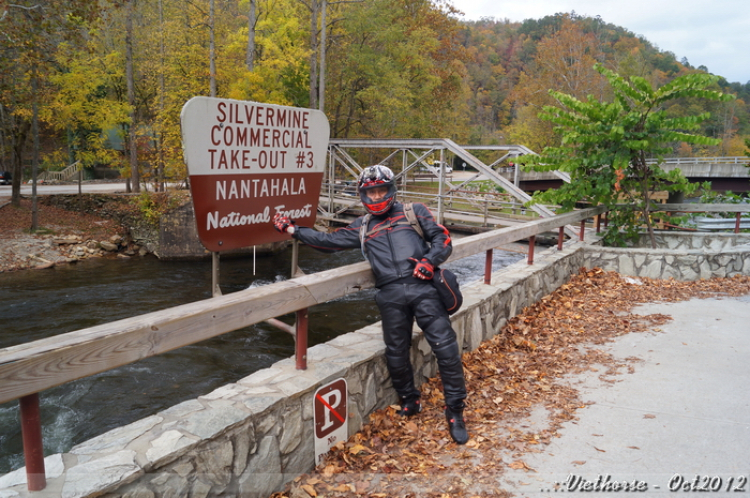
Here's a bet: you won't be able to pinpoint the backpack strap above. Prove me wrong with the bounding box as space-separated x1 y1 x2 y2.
402 202 424 239
359 213 371 258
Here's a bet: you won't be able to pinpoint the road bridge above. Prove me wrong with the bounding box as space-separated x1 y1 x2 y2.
498 156 749 192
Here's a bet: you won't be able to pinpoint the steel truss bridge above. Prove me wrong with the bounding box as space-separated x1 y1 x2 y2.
320 138 579 237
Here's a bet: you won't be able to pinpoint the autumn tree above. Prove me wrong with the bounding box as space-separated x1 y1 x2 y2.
507 15 609 152
42 41 130 172
325 0 470 139
522 64 735 248
0 0 101 206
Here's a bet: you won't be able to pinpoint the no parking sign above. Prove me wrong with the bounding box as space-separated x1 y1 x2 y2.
314 378 348 465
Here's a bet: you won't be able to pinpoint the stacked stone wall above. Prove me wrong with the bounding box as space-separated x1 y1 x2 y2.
583 232 750 280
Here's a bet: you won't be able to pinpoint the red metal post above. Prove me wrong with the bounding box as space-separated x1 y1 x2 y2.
484 249 493 285
295 308 308 370
20 393 46 491
527 235 536 265
579 220 586 241
736 212 741 234
558 227 564 251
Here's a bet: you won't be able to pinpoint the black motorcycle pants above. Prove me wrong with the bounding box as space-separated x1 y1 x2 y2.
375 280 467 410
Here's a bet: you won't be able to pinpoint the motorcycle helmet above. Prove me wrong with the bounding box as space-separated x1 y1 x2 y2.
358 165 397 215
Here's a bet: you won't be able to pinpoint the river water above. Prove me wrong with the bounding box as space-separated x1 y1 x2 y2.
0 245 523 474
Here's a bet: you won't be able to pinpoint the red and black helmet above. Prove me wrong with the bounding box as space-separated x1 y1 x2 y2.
358 165 397 215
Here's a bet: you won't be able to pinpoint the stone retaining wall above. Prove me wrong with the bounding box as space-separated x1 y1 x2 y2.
0 243 586 498
583 232 750 280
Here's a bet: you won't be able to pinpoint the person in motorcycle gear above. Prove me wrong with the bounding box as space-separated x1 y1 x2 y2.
273 165 469 444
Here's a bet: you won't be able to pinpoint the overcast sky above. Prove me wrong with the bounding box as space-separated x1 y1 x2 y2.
452 0 750 84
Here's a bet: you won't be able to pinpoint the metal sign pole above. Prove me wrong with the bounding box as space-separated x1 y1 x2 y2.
212 252 221 297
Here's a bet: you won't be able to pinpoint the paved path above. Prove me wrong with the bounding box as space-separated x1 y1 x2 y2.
0 182 130 199
497 295 750 497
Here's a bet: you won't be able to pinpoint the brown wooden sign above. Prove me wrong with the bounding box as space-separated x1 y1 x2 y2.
180 97 330 251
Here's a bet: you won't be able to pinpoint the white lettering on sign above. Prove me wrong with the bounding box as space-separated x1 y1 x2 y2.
206 206 271 230
318 390 342 433
215 177 306 200
273 204 313 219
204 203 315 231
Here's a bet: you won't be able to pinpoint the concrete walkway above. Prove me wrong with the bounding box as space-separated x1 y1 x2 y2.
497 295 750 496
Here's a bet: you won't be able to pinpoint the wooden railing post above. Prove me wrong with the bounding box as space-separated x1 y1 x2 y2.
527 235 535 265
295 309 308 370
20 393 46 491
558 227 564 251
579 220 586 241
484 249 493 285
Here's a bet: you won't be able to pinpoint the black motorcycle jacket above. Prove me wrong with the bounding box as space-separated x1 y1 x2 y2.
291 202 452 288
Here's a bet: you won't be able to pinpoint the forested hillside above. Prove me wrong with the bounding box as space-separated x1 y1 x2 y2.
1 0 747 186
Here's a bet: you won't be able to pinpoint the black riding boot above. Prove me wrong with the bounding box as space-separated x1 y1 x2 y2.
397 395 422 417
444 405 469 444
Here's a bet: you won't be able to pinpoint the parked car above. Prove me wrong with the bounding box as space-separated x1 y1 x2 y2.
432 161 453 173
0 171 11 185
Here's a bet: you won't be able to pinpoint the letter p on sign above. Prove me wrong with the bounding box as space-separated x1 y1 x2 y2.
314 378 348 465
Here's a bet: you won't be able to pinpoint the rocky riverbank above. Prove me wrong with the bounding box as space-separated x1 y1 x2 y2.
0 196 148 273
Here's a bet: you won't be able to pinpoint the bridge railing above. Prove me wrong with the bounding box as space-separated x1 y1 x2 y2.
653 203 750 233
0 205 606 490
647 156 747 165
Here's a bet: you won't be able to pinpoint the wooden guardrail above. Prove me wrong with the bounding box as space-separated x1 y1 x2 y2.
0 205 605 405
0 205 605 490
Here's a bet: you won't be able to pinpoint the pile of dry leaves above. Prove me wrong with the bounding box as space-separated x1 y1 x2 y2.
272 268 750 498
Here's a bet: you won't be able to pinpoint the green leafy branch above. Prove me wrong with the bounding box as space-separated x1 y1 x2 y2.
521 64 735 247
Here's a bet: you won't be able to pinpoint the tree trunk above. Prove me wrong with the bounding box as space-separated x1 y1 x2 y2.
10 120 30 208
31 69 39 231
209 0 217 97
157 0 166 192
126 0 139 193
639 173 656 249
318 0 326 112
309 0 318 109
246 0 256 71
